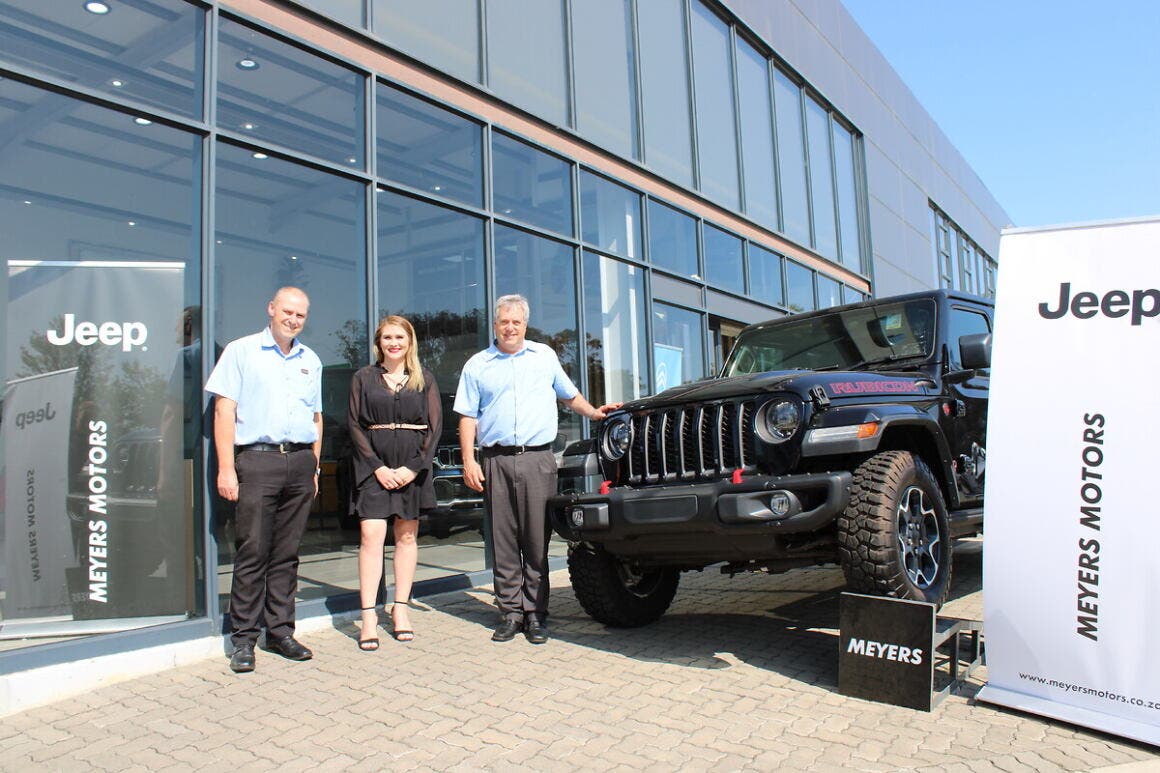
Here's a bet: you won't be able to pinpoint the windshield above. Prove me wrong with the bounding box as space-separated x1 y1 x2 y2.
723 298 937 376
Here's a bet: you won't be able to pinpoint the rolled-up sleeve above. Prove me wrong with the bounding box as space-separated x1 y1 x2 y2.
453 364 479 418
204 341 242 401
550 353 579 401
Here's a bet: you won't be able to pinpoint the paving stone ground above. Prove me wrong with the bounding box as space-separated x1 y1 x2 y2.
2 546 1157 772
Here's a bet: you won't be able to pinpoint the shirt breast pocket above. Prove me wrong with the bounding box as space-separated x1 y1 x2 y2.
295 367 317 407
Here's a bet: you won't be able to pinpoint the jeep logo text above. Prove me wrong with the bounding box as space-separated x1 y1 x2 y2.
46 314 148 351
1038 282 1159 326
14 401 57 430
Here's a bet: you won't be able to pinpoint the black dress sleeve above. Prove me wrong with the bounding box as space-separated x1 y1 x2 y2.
404 369 442 473
348 366 382 485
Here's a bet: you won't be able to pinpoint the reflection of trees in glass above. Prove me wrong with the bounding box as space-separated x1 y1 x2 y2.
531 327 603 387
19 316 100 375
17 316 111 404
109 361 166 432
583 332 609 406
332 319 368 367
528 325 575 377
378 308 483 379
17 319 165 434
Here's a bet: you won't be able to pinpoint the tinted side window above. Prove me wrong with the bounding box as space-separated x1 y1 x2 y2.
947 307 991 371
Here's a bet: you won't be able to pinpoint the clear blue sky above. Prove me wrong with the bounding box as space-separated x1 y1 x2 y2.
841 0 1160 229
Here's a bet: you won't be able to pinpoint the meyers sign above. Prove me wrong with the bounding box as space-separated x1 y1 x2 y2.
978 217 1160 746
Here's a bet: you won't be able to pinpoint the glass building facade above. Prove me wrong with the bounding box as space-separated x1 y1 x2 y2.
0 0 1006 676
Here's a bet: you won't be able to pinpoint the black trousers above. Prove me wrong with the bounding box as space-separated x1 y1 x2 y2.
482 449 557 622
229 447 315 645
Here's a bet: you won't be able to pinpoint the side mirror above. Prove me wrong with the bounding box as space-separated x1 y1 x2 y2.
959 332 992 370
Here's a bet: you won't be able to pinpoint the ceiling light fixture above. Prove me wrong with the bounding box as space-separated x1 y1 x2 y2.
252 152 268 159
242 122 257 130
110 79 124 87
84 1 111 15
236 57 259 71
134 117 152 125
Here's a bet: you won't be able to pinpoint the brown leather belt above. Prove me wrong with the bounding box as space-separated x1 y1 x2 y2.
368 423 428 431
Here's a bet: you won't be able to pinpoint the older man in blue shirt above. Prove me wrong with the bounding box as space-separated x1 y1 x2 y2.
456 294 619 644
206 287 323 673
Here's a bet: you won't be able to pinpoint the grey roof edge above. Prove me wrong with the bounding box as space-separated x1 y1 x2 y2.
1001 214 1160 237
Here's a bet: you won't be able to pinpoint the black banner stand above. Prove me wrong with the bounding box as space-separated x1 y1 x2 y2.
838 592 984 711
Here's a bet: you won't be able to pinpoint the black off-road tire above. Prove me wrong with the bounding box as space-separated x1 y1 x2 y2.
567 544 680 627
837 450 953 606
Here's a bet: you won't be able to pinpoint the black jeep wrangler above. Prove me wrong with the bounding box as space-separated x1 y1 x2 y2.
549 289 992 627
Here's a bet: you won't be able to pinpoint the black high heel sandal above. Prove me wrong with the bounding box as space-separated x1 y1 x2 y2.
358 606 380 651
390 600 414 642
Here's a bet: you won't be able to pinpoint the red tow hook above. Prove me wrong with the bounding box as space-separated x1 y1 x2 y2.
731 469 743 484
599 480 611 495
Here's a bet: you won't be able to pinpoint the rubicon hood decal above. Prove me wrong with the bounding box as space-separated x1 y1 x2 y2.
827 378 924 396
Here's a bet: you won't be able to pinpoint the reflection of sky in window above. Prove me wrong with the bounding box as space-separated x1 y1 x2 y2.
580 170 641 259
492 133 573 237
703 225 744 295
217 17 364 168
648 200 698 280
785 260 815 312
0 0 204 119
377 84 483 207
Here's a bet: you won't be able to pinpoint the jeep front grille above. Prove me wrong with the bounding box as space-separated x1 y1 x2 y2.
623 400 756 485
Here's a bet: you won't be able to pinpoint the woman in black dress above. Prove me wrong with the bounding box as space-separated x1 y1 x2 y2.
348 315 441 649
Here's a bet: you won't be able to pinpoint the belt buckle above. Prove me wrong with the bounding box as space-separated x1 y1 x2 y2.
513 444 526 455
277 442 289 453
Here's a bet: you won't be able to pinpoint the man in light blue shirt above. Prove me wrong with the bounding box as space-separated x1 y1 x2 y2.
455 294 619 644
205 287 322 673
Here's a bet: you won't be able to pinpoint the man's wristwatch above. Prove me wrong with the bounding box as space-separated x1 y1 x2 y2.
314 467 321 476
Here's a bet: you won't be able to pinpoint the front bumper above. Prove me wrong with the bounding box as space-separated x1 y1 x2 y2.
548 470 853 543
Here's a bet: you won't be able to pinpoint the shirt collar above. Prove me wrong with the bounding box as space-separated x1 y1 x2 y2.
484 339 532 360
260 326 303 358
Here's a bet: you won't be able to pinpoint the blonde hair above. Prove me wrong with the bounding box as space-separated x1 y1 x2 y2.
373 315 425 391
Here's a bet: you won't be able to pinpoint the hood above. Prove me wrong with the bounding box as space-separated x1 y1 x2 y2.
618 369 932 411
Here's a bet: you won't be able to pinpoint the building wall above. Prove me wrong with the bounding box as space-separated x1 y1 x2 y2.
724 0 1011 296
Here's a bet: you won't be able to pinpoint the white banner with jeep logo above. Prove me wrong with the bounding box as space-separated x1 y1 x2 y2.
979 217 1160 745
2 368 78 621
2 260 188 638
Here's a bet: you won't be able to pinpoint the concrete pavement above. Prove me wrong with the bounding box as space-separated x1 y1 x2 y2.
2 547 1157 772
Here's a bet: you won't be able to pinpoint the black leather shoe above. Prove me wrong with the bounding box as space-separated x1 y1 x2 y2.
229 642 255 673
524 619 549 645
265 635 313 661
491 619 522 642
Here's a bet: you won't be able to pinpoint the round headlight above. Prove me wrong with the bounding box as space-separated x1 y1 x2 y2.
601 416 632 460
761 399 800 443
